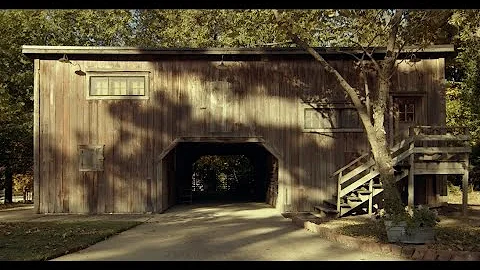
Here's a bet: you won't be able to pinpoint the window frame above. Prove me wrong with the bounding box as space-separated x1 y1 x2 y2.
85 70 150 100
393 97 416 123
300 102 364 133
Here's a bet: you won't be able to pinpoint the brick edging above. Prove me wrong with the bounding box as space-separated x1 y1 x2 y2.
291 216 480 261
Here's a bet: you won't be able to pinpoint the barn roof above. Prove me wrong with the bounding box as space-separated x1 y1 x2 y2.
22 44 455 61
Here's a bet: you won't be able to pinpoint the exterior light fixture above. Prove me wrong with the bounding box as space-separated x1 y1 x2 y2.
217 55 228 70
58 54 70 63
73 64 86 76
409 54 421 63
58 54 86 76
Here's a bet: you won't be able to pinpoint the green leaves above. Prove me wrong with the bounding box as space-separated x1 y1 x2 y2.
0 10 137 185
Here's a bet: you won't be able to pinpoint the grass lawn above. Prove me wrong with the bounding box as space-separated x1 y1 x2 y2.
0 221 142 261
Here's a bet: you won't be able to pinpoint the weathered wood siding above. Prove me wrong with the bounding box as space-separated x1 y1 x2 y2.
36 57 446 213
392 58 446 126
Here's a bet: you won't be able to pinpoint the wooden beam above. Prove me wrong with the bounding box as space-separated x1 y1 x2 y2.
339 170 379 197
414 135 470 141
21 44 456 57
414 169 466 175
390 137 414 153
340 159 375 184
33 59 40 214
368 179 373 215
337 172 342 214
463 158 469 216
332 153 369 176
408 142 415 207
302 128 364 133
414 162 466 175
157 138 180 161
178 136 264 143
390 91 427 97
413 147 471 154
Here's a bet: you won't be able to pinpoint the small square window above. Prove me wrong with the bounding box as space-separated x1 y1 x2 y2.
78 145 104 171
394 97 416 123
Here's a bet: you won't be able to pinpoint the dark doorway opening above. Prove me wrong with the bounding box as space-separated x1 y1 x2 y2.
169 142 278 207
191 155 256 202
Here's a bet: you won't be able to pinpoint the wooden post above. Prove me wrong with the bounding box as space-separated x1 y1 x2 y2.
33 59 40 214
408 139 415 207
157 160 163 212
388 95 394 147
462 157 469 216
462 128 470 216
337 172 342 215
368 179 373 215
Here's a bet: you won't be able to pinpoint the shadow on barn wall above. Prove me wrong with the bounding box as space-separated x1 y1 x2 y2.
37 55 441 214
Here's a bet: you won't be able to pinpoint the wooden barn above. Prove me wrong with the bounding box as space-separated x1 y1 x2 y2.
22 44 470 216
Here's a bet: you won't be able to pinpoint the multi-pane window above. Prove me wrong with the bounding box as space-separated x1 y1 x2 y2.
303 106 362 132
394 97 416 122
86 71 149 99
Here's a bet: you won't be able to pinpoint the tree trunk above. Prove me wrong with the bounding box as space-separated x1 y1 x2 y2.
371 77 395 177
273 9 407 214
4 166 12 203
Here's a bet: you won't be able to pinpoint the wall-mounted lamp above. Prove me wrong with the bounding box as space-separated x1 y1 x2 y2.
58 53 70 63
58 54 86 76
216 55 228 70
409 54 421 63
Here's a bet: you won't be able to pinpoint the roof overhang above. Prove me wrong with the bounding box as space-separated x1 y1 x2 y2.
22 44 456 61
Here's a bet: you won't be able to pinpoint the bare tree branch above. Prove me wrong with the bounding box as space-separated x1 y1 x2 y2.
351 40 383 76
273 9 375 138
331 48 363 62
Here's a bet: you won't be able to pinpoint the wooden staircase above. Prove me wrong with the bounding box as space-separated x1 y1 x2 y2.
315 126 471 217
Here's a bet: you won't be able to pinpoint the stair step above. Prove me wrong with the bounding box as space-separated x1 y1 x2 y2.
373 188 384 196
357 190 372 195
314 205 339 214
323 199 337 207
353 187 371 194
340 203 351 208
347 196 362 202
372 183 383 189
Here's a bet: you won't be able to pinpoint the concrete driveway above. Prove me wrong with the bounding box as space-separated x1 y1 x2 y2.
51 202 405 261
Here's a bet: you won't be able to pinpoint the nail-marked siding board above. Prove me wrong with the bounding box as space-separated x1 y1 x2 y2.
26 45 453 213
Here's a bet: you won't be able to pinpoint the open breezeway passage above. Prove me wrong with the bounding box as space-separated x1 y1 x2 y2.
52 203 406 261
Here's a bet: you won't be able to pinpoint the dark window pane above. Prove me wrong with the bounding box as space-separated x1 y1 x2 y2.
341 109 361 128
304 108 345 129
394 97 416 123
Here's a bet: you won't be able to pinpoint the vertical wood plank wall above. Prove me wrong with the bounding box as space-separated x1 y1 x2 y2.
36 58 445 213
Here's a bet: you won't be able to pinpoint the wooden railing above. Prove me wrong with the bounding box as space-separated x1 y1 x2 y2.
332 126 471 217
